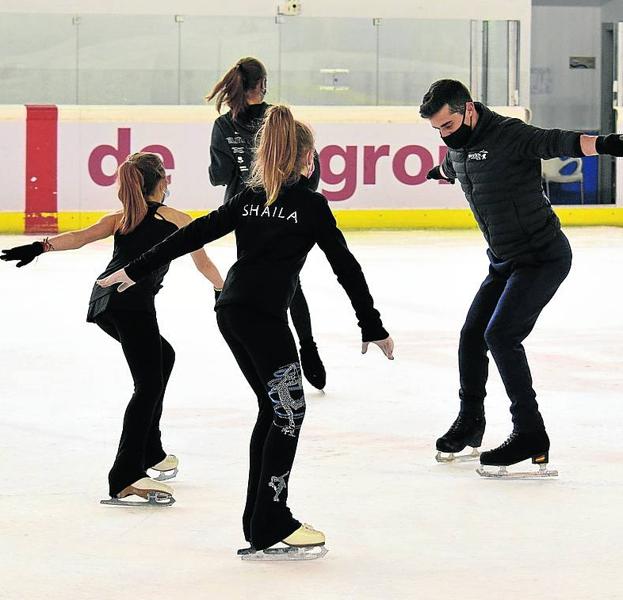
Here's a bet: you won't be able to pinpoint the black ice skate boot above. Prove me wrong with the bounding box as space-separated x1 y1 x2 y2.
300 339 326 391
435 413 485 463
477 430 558 479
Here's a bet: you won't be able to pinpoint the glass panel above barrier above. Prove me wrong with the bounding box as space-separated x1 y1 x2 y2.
76 15 178 105
0 14 520 108
0 13 77 104
278 17 377 105
179 16 278 106
485 20 510 106
377 19 471 106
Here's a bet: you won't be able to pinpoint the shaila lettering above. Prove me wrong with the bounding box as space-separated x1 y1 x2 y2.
242 204 298 224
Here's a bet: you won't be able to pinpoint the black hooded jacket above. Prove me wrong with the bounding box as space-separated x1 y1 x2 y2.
209 102 321 202
442 103 583 260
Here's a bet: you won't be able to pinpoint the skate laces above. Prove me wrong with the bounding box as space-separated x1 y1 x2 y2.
448 416 467 434
499 431 519 448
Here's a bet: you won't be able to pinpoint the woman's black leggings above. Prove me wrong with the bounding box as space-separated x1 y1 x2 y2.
217 305 305 550
289 278 313 344
95 310 175 497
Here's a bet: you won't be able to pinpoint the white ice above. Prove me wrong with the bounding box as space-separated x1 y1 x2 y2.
1 228 622 600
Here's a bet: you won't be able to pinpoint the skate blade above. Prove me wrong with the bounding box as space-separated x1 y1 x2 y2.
151 467 178 482
100 491 176 507
239 545 328 561
435 448 480 463
476 464 558 480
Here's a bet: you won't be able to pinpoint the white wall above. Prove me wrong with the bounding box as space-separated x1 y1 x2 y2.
0 0 529 18
0 0 533 107
531 4 601 130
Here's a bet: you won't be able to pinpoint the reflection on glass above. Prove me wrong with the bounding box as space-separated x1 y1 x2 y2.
0 14 517 107
486 21 509 106
77 15 178 105
0 14 77 104
279 17 377 105
378 19 471 105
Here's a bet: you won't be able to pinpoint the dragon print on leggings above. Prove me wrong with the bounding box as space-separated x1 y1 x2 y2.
268 363 305 437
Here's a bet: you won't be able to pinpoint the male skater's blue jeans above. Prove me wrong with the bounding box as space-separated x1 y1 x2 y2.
458 231 572 432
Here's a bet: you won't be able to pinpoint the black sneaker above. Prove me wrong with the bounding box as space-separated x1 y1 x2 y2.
299 340 326 390
436 413 486 453
480 430 550 467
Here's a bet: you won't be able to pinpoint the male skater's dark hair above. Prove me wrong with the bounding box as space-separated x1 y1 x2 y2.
249 105 314 206
420 79 473 119
206 57 267 121
116 153 166 234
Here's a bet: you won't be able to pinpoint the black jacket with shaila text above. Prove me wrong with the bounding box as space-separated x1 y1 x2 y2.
125 178 388 342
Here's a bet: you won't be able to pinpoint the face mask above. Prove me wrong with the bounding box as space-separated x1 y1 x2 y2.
441 110 473 150
162 189 170 203
306 154 315 179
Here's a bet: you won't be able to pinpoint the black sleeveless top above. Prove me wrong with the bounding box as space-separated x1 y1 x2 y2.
86 202 178 322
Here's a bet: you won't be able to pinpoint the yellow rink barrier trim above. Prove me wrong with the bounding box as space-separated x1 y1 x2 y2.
0 213 25 233
1 207 623 234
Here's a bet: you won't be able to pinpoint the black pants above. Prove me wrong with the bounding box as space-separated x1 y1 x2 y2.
289 278 313 345
217 305 305 550
95 310 175 497
458 232 572 432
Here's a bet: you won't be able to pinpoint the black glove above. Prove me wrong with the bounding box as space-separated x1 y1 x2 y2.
596 134 623 157
214 288 222 302
1 241 44 267
426 165 454 184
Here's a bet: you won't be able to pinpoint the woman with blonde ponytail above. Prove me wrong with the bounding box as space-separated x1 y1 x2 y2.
2 152 224 506
98 106 394 559
208 57 327 391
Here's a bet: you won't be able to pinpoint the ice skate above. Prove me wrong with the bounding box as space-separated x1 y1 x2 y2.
476 430 558 479
435 413 485 463
300 340 326 390
149 454 179 481
238 524 328 561
100 477 176 506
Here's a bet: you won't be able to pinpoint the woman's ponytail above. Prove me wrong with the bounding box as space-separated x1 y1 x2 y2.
206 57 267 121
116 152 166 234
249 105 298 205
117 160 148 235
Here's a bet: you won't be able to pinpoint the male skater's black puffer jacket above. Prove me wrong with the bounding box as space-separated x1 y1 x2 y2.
441 103 583 260
209 102 320 202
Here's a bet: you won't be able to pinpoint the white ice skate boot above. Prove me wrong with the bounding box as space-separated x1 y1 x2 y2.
100 477 176 507
238 523 328 561
149 454 179 482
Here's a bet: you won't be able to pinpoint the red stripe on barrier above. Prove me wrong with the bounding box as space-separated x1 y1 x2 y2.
25 105 58 234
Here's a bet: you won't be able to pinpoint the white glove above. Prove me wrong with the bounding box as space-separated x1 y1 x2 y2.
362 336 394 360
96 268 136 292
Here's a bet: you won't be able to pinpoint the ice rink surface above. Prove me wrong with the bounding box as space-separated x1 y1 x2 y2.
1 227 622 600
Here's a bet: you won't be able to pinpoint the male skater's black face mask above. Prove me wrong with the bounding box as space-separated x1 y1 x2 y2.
441 109 473 150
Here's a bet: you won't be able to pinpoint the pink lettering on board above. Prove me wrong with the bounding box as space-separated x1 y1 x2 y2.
319 145 357 201
363 145 390 185
88 129 175 186
392 145 433 186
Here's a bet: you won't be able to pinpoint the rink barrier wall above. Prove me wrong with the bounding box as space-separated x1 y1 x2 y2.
2 104 623 234
1 207 622 234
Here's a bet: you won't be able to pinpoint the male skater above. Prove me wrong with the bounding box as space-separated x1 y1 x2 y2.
421 79 622 476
